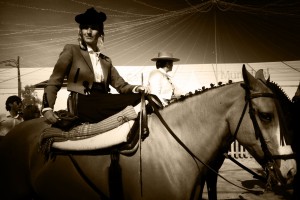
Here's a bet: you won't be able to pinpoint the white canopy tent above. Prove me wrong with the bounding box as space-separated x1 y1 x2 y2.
1 60 299 113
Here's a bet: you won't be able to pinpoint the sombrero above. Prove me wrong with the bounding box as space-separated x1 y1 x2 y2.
151 52 180 62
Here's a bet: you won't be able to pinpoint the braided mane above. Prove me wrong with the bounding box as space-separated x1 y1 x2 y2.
165 79 291 109
165 78 293 145
166 80 234 107
266 81 292 107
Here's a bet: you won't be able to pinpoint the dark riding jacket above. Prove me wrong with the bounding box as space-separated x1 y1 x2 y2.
43 44 137 109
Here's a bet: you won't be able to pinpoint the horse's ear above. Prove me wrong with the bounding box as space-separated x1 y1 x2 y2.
254 69 271 83
295 82 300 97
292 82 300 102
242 64 257 90
255 69 267 83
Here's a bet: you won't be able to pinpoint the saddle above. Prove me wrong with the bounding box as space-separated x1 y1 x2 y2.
40 94 163 200
40 94 163 156
112 93 165 153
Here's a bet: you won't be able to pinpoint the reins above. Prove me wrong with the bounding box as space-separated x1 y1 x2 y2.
146 80 293 194
147 97 265 195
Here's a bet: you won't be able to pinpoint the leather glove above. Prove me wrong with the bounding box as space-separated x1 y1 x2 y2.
43 109 59 124
136 86 150 94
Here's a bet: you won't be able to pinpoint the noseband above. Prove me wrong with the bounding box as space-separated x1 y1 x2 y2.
238 83 295 160
147 81 294 192
233 83 295 188
241 83 276 163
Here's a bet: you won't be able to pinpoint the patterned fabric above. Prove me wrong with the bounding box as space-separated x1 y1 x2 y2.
39 105 138 157
75 105 137 137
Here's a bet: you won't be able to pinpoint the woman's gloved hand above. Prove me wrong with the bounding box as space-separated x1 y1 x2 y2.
43 109 60 124
136 86 150 94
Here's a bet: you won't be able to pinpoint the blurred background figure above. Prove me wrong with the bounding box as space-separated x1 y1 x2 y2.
23 104 41 121
0 95 23 138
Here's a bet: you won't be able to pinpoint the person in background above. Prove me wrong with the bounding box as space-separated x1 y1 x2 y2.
0 95 23 138
42 7 149 127
148 52 184 106
23 104 41 121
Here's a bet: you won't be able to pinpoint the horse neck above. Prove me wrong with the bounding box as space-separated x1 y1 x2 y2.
150 83 244 161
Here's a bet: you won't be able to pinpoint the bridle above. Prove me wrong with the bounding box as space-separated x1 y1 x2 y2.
233 83 277 162
234 82 287 189
238 81 296 188
147 80 294 193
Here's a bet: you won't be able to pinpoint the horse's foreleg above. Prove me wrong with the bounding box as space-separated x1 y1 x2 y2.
206 154 226 200
190 172 207 200
206 171 218 200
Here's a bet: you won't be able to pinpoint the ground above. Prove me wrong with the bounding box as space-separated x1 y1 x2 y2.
202 158 294 200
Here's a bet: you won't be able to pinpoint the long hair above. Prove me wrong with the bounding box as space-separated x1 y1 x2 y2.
78 29 87 50
77 28 105 51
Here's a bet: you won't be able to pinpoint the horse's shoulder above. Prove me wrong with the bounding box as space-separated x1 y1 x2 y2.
21 117 47 127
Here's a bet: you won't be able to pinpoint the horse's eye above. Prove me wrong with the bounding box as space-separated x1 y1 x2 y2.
258 112 273 122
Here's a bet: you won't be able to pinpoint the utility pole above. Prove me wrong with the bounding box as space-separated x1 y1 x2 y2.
0 56 21 97
16 56 21 98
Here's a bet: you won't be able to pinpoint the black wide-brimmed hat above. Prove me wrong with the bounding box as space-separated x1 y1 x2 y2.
75 7 107 25
151 52 180 62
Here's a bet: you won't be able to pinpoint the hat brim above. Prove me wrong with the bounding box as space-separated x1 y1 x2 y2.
75 8 107 25
75 15 104 25
151 57 180 62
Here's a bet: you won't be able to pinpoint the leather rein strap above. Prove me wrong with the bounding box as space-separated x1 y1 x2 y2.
243 84 288 189
146 98 264 194
146 81 294 193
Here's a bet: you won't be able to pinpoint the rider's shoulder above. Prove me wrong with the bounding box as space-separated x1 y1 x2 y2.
149 69 164 77
99 53 111 63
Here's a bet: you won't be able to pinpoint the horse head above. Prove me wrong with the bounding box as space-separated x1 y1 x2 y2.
235 65 296 189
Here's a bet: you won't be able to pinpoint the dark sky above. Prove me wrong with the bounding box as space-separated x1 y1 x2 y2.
0 0 300 68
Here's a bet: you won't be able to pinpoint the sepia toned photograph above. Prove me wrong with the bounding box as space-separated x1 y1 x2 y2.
0 1 299 199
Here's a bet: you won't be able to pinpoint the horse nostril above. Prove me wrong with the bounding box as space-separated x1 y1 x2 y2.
285 168 296 185
288 168 297 178
277 182 282 186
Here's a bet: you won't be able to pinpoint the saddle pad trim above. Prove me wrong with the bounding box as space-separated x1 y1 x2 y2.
52 120 134 151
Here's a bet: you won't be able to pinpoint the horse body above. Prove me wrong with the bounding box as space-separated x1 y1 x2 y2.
31 85 239 200
0 67 296 199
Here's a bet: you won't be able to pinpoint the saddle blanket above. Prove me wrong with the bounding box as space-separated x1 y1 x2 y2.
52 120 135 151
